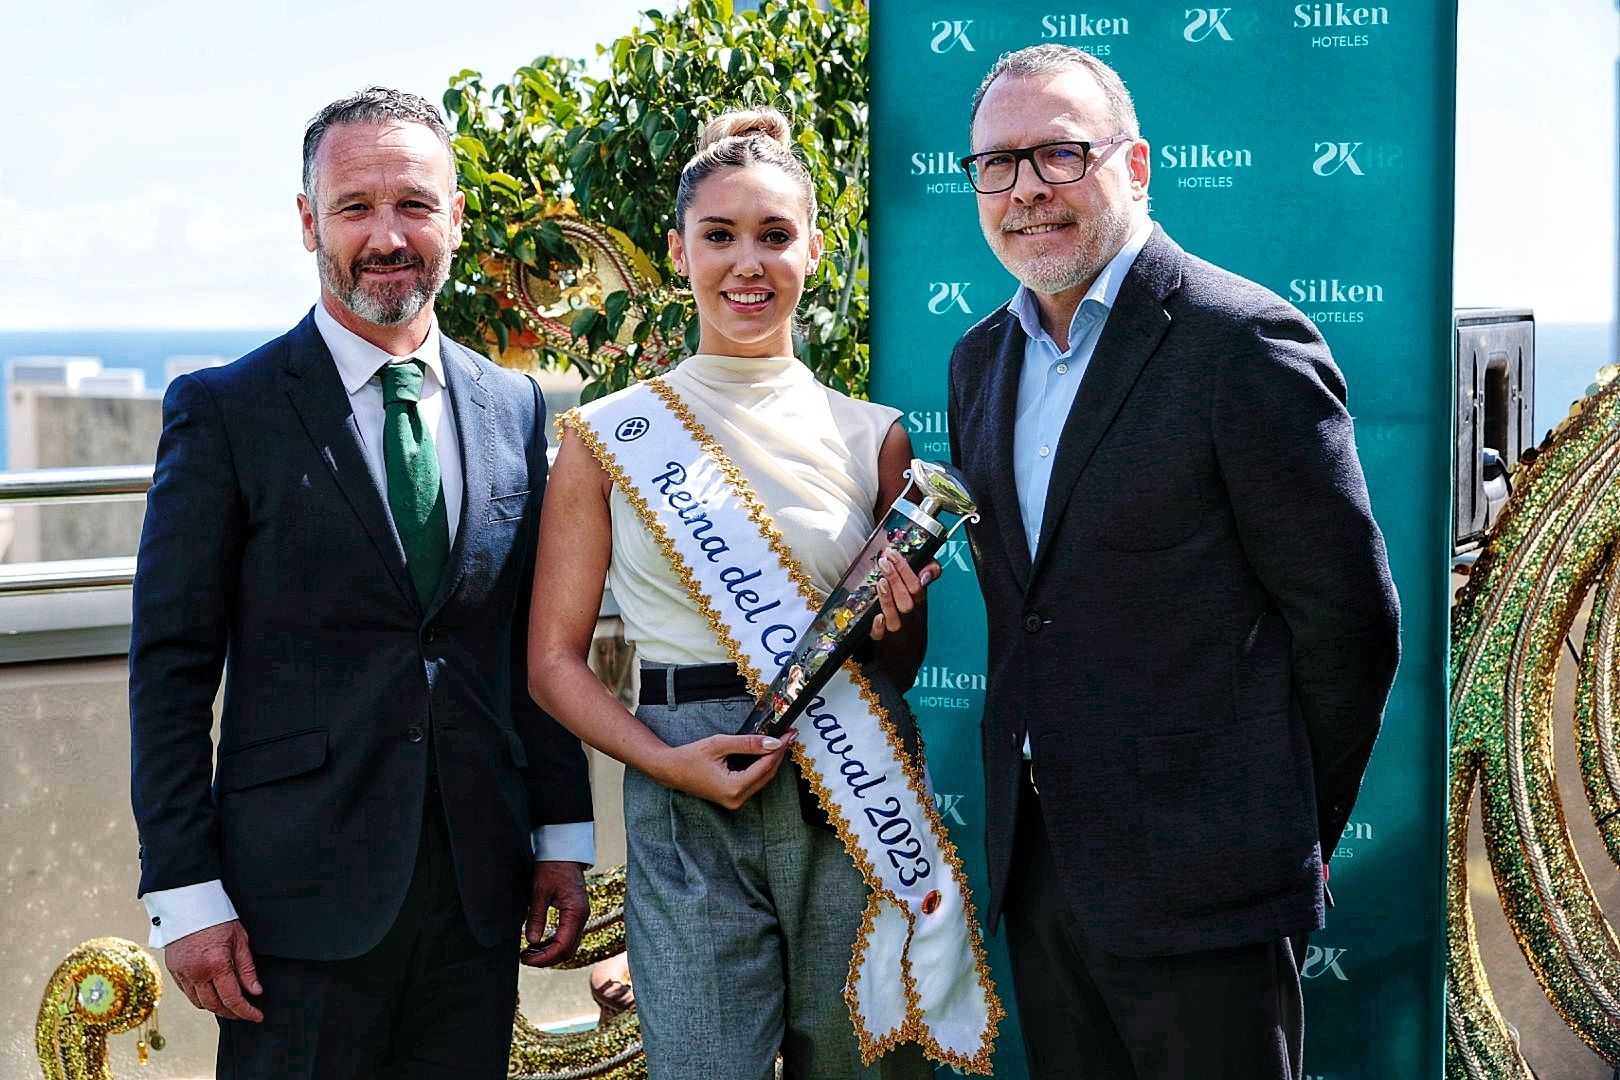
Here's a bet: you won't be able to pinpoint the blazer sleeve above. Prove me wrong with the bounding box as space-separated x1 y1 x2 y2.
129 373 245 895
1210 303 1402 861
512 376 593 830
947 342 965 468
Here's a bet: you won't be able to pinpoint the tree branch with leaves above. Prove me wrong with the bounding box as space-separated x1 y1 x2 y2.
437 0 871 402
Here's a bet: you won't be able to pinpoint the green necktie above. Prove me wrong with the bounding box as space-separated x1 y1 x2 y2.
380 360 450 609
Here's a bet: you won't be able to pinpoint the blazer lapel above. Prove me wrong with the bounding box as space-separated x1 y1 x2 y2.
984 312 1034 592
426 339 491 618
1029 227 1181 588
279 313 415 604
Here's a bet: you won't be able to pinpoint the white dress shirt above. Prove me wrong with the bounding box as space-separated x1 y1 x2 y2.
142 300 594 947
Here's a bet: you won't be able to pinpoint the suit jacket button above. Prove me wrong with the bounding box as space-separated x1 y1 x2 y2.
422 627 437 645
1023 613 1042 634
406 725 425 743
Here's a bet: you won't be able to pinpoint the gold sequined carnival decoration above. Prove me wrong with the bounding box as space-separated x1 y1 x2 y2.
510 863 646 1079
1448 369 1620 1077
36 937 163 1080
484 204 679 374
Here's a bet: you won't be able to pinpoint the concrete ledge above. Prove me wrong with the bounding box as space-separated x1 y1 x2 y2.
0 582 132 664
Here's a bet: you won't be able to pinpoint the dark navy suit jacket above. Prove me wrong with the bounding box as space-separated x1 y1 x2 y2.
129 311 591 959
948 227 1400 956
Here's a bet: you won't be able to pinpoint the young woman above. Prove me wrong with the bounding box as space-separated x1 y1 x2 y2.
527 109 939 1078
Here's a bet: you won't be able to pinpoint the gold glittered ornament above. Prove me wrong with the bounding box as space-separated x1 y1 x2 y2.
510 1005 645 1080
485 203 679 375
510 864 646 1078
32 875 640 1076
36 937 162 1080
1449 375 1620 1076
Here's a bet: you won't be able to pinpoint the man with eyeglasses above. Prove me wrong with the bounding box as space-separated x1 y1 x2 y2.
945 45 1401 1079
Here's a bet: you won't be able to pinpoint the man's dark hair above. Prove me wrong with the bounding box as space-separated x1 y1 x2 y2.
969 45 1140 145
302 87 456 197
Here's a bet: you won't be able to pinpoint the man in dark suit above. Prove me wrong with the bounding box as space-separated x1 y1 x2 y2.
947 47 1401 1079
129 88 594 1078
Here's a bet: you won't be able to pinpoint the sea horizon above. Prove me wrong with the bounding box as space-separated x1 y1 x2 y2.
1 321 1614 471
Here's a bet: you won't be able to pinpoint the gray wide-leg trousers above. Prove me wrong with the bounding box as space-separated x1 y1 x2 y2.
625 688 932 1080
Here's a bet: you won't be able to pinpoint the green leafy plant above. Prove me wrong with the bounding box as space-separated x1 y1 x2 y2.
439 0 870 401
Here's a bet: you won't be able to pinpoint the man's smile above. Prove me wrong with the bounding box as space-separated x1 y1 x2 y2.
1010 222 1070 236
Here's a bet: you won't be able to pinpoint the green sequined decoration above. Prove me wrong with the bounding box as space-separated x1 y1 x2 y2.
1449 372 1620 1077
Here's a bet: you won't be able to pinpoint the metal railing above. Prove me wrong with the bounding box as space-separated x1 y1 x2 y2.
0 465 153 504
0 465 152 596
0 459 602 663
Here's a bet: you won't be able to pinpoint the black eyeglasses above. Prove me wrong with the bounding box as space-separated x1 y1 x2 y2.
958 135 1132 194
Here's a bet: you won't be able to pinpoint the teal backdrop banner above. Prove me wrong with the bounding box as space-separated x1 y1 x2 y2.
869 5 1455 1077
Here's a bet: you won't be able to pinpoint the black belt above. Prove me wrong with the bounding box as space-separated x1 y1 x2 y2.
639 663 751 706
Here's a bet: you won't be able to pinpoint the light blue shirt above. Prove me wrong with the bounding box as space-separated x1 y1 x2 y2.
1010 221 1153 556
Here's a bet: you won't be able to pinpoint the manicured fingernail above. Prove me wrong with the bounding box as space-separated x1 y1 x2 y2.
919 569 935 585
761 737 782 750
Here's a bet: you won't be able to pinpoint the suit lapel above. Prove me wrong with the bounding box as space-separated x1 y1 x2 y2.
279 313 415 604
427 338 491 618
984 312 1034 592
1029 227 1181 588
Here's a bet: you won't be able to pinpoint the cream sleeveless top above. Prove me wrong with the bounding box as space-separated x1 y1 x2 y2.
576 354 901 665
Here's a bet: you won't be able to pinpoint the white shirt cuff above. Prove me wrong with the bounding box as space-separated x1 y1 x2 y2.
532 821 595 866
141 880 239 948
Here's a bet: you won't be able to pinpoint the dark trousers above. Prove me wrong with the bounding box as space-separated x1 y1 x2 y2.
1004 768 1305 1080
217 782 518 1079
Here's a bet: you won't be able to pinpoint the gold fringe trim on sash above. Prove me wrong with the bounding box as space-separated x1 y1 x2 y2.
646 379 823 613
557 408 763 692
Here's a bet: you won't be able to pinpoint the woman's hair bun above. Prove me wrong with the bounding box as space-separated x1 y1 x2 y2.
674 105 816 232
697 107 793 153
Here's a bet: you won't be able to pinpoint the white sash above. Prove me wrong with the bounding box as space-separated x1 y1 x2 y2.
564 378 1000 1072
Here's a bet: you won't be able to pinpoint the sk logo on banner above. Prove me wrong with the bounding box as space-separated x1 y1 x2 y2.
614 417 650 442
930 19 974 52
937 540 973 574
1184 8 1234 41
1301 945 1350 981
1312 141 1365 176
934 792 967 826
928 282 973 315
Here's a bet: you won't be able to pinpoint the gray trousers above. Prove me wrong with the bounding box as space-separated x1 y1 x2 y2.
626 684 933 1080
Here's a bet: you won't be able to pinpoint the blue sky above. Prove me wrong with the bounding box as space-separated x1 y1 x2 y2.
1454 0 1617 325
0 0 649 330
0 0 1615 329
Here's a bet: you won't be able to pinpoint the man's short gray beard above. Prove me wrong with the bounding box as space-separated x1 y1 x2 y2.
315 239 448 328
993 212 1134 299
1009 258 1098 297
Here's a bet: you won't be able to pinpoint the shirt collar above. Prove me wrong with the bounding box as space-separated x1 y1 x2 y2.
312 299 446 397
1007 218 1155 350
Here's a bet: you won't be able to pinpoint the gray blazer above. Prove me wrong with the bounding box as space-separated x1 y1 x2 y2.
948 226 1400 956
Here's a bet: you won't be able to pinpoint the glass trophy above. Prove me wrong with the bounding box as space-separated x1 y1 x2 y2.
728 460 978 769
